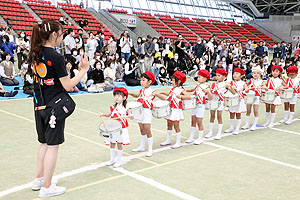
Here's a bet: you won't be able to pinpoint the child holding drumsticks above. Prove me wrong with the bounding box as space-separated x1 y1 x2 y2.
99 87 134 168
185 70 212 144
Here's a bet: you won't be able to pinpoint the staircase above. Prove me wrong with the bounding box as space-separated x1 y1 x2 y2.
22 3 42 23
0 16 16 35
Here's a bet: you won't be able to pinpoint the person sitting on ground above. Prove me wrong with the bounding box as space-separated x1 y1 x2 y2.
0 52 19 85
0 81 18 97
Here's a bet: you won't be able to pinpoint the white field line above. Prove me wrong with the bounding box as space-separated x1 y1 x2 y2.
271 127 300 136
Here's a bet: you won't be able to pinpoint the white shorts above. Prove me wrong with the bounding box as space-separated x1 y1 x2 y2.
253 96 260 105
216 101 224 111
228 99 247 113
166 108 184 122
191 104 205 118
136 108 152 124
284 94 298 104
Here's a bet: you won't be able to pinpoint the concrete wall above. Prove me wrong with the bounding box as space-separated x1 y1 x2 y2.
133 16 160 38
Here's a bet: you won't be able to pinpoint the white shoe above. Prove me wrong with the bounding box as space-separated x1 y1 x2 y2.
171 143 181 149
267 123 274 128
32 178 58 191
193 139 203 145
131 147 145 152
241 124 249 130
113 162 121 168
105 160 115 166
224 128 234 133
249 126 256 131
145 151 153 157
285 120 292 125
263 122 270 127
38 184 66 198
279 119 287 123
215 134 222 140
160 141 171 146
232 131 239 135
185 138 194 143
204 132 213 138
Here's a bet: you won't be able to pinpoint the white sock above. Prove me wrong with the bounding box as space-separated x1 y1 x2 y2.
197 130 203 141
270 113 276 124
140 135 147 149
148 137 153 152
235 119 241 132
265 112 271 124
189 126 196 138
283 110 289 121
209 123 214 133
110 148 115 161
166 130 172 143
116 150 122 163
252 117 259 127
288 112 294 121
175 132 181 144
37 177 44 181
217 124 223 135
245 115 250 126
229 119 235 130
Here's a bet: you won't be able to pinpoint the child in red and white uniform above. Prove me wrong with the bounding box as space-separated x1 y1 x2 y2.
224 68 247 135
205 68 236 140
158 71 191 149
279 66 300 124
100 87 134 168
263 65 286 128
185 70 212 145
242 66 265 131
129 71 156 157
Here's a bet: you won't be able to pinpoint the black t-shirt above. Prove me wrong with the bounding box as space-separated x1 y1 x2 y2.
33 47 68 106
175 40 185 57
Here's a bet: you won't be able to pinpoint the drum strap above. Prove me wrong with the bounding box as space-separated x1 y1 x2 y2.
111 106 127 127
287 78 299 93
267 79 279 96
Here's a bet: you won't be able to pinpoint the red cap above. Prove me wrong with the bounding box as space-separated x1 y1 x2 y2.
113 87 128 98
144 71 155 84
198 69 210 80
216 68 228 77
173 71 186 84
271 65 283 73
233 68 245 75
287 65 298 74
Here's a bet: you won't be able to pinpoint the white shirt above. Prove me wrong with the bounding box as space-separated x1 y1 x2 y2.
104 67 115 80
64 35 75 55
86 39 98 52
120 37 133 53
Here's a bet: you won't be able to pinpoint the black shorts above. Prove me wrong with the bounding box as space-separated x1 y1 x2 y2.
35 109 65 145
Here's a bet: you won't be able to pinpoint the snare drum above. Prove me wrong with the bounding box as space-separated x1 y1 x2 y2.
182 95 196 110
127 102 143 121
260 91 275 102
244 93 255 104
99 119 122 141
205 98 219 110
152 100 171 118
280 88 294 99
224 96 239 107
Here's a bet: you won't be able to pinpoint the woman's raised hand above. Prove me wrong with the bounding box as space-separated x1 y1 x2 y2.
79 53 90 72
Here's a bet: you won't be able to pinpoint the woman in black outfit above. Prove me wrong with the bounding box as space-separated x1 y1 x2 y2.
123 55 140 86
29 19 89 198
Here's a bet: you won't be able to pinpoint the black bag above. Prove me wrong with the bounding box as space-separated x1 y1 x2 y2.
45 92 76 121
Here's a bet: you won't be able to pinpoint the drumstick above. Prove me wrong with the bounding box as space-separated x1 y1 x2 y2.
99 116 108 131
124 81 127 89
113 116 131 120
188 76 205 90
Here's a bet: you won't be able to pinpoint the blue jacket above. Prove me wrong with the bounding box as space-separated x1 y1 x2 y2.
1 42 16 58
255 46 264 57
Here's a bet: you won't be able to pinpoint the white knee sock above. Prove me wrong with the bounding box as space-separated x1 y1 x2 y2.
217 124 223 135
189 126 196 139
140 135 147 149
116 150 122 163
209 123 214 133
175 132 181 144
288 112 294 121
252 117 259 127
245 115 250 126
270 113 276 124
197 130 203 141
110 148 115 161
229 119 235 130
166 130 172 143
283 110 289 121
148 137 153 152
235 119 241 132
265 112 271 124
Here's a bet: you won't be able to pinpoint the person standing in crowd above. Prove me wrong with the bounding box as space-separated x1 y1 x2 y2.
87 32 98 60
96 31 104 53
120 32 132 62
273 42 282 59
107 35 116 55
144 35 155 72
194 37 205 58
1 35 16 63
29 19 90 198
64 28 75 61
175 34 185 62
16 32 29 70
